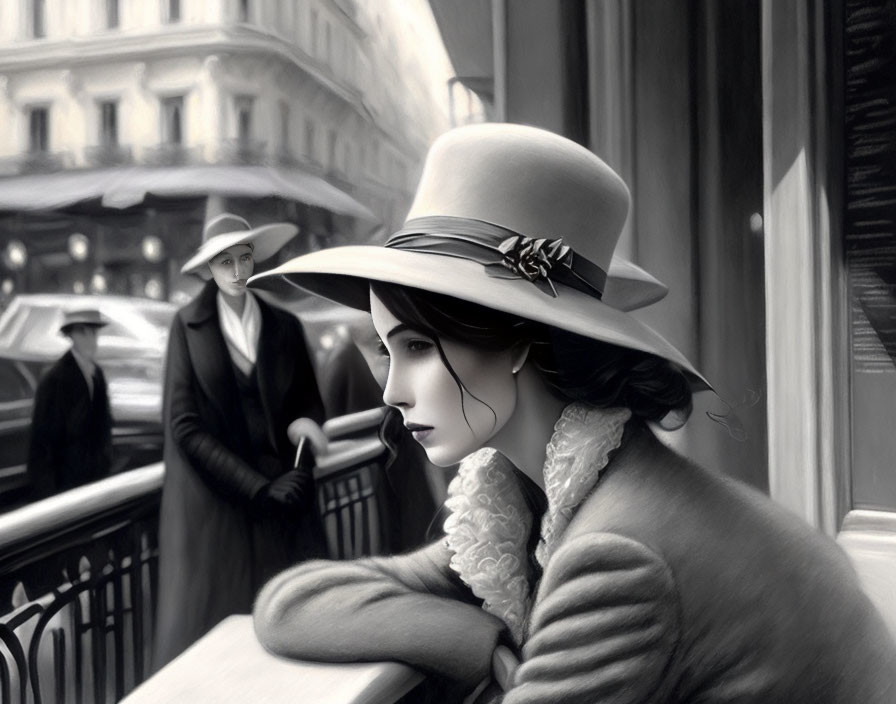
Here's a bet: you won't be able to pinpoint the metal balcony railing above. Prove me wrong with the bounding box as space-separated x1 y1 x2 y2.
0 410 401 703
216 138 268 165
141 143 202 167
0 465 163 704
84 144 134 167
17 151 73 174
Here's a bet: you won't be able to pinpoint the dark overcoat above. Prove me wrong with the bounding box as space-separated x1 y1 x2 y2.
27 350 113 498
154 281 324 669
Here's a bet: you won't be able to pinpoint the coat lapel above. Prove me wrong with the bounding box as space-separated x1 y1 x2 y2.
182 281 250 446
254 300 291 451
60 351 91 399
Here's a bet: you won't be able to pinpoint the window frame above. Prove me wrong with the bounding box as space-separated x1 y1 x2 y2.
160 95 185 146
27 106 50 153
99 99 119 147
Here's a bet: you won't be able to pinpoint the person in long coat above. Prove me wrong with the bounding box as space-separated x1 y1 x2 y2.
153 213 325 669
251 124 896 702
27 309 113 498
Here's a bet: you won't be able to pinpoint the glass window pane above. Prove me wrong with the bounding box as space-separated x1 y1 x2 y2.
845 4 896 511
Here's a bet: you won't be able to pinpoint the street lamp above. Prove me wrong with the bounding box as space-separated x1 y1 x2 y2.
90 272 108 294
142 235 164 262
68 233 90 261
3 240 27 271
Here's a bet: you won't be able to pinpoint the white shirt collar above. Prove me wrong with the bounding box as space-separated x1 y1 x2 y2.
70 347 97 397
217 290 261 374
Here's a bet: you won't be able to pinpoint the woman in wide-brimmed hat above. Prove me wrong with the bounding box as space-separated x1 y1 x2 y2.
251 124 896 703
154 213 326 669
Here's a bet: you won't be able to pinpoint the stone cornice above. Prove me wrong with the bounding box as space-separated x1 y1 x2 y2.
0 25 360 104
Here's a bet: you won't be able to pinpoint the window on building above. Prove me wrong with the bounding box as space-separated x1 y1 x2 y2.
279 101 290 152
99 100 118 147
234 96 254 144
32 0 46 38
161 96 184 145
165 0 180 23
238 0 250 22
28 107 49 153
304 118 316 162
106 0 119 29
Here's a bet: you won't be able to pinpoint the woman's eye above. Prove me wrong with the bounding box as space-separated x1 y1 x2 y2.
375 339 389 357
221 259 231 266
406 339 433 354
241 254 252 262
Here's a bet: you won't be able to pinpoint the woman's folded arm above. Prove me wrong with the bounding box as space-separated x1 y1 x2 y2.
253 539 505 688
505 532 681 704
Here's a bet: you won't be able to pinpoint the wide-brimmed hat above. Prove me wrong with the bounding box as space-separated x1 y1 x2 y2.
60 309 109 334
250 123 708 388
180 213 298 276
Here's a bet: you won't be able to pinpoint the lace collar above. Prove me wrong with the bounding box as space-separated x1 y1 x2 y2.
443 403 631 645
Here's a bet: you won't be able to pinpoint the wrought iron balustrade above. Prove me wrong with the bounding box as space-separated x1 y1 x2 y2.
141 144 202 167
18 152 73 175
0 464 163 704
84 144 134 167
216 139 269 165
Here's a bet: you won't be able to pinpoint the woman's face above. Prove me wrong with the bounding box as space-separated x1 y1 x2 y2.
370 288 519 466
208 245 254 297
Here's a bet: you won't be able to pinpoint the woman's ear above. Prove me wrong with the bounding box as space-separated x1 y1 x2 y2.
511 342 531 375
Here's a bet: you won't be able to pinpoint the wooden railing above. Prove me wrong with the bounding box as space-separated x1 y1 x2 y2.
0 465 163 703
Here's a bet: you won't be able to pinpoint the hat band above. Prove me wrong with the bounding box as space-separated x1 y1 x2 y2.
387 216 606 299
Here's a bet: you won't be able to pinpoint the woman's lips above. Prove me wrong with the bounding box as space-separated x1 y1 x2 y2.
406 424 433 442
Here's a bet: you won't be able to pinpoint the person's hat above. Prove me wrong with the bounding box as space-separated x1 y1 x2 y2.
180 213 298 276
250 123 708 388
60 309 109 334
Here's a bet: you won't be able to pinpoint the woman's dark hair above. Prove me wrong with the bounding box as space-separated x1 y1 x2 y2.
369 281 692 423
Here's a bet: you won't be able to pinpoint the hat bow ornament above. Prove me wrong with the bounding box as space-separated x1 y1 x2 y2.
388 216 606 299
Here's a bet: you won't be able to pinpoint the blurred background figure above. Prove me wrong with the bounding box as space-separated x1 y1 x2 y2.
153 213 326 670
26 308 113 499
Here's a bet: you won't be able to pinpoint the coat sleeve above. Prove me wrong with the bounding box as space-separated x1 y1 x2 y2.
504 532 681 704
165 317 269 501
253 539 505 688
27 370 62 498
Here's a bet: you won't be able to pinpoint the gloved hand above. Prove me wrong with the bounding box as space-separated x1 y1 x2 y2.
263 470 308 507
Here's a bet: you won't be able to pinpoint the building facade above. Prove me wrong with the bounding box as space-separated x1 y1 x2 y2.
0 0 456 301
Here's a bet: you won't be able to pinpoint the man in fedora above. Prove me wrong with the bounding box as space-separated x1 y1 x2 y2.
28 309 114 498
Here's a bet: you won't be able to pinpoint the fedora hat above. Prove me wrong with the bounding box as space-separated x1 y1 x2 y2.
181 213 299 276
60 309 109 334
250 123 708 388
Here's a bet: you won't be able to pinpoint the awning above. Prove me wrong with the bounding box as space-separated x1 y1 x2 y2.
0 164 378 222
